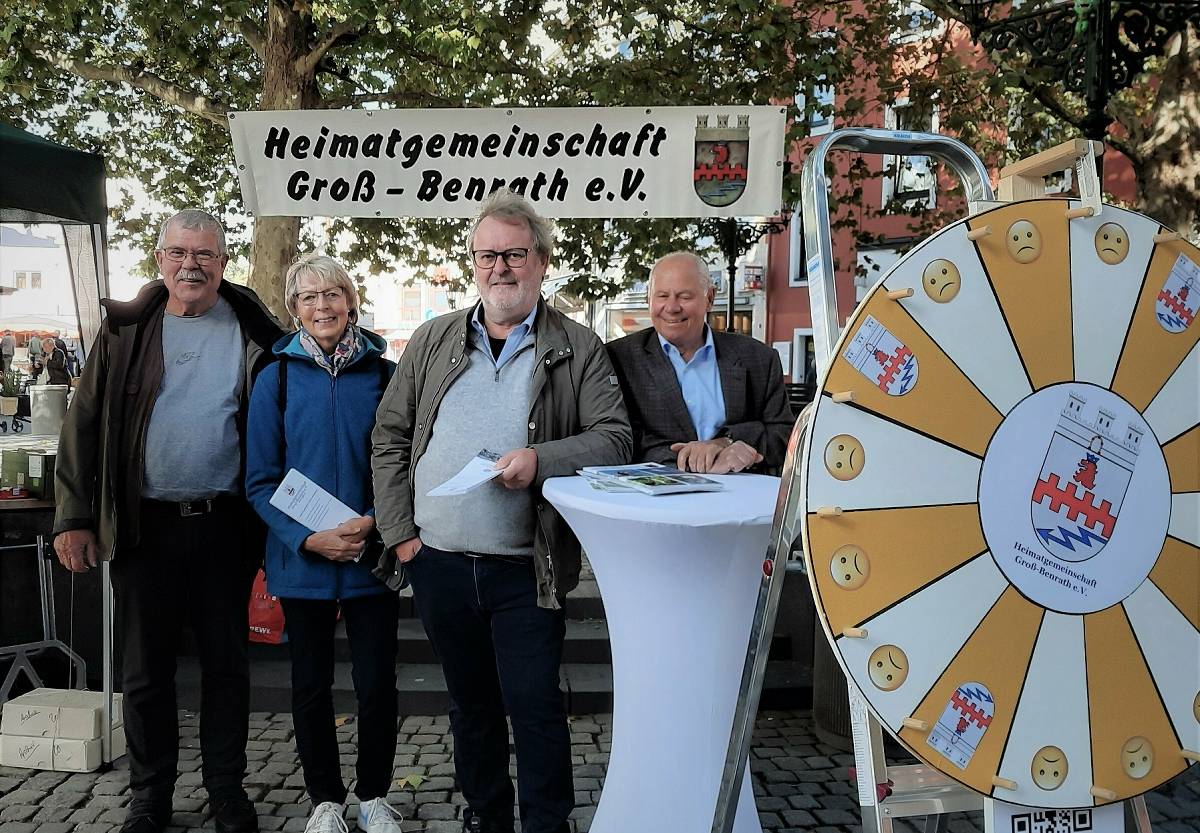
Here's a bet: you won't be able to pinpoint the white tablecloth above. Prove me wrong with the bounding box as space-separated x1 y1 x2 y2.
544 473 780 833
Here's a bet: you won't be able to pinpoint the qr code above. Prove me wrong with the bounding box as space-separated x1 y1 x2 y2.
1011 809 1093 833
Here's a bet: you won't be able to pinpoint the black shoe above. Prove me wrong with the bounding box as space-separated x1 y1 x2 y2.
462 808 513 833
212 796 259 833
120 799 171 833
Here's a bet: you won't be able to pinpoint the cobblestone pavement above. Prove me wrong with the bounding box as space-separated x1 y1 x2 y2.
0 710 1196 832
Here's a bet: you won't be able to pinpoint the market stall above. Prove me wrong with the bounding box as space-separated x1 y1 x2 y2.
0 122 113 763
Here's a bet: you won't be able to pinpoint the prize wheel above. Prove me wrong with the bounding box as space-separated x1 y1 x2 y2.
799 198 1199 809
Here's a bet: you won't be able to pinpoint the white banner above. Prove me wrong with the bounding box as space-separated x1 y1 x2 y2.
228 106 787 219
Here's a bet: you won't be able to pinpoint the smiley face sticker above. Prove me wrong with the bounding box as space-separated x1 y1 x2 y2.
1121 737 1154 779
1006 220 1043 264
830 544 870 590
868 645 909 691
824 434 865 481
922 259 961 303
1094 223 1130 265
1031 746 1068 790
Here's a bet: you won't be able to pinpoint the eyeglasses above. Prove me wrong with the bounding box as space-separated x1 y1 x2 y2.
159 247 221 264
471 248 530 269
295 288 346 307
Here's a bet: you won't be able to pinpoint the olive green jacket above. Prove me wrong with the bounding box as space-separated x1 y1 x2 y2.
52 280 284 560
370 300 631 609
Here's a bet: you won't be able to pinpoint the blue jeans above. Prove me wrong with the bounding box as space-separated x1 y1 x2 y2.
406 546 572 833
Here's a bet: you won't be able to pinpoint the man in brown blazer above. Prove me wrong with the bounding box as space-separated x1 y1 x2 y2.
607 251 793 474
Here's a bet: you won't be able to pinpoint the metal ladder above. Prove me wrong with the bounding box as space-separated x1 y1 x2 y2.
712 128 995 833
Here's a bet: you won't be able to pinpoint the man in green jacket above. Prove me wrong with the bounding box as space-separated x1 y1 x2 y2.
52 209 283 833
371 190 630 833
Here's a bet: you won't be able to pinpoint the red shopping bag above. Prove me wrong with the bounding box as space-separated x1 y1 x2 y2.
248 569 287 644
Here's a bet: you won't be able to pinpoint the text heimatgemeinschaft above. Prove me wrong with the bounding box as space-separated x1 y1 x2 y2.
261 122 670 205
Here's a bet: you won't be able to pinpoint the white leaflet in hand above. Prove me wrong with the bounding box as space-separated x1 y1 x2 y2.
269 468 358 532
427 449 505 497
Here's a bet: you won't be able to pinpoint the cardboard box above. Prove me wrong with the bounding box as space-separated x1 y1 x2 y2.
26 450 55 500
0 726 126 772
0 688 123 740
0 447 28 488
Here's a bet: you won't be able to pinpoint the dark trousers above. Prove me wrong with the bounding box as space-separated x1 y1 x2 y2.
407 547 572 833
110 499 255 802
279 592 400 805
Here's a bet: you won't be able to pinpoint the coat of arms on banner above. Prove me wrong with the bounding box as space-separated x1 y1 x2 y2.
1031 392 1141 563
842 314 918 396
693 115 750 207
1156 253 1198 333
927 682 994 770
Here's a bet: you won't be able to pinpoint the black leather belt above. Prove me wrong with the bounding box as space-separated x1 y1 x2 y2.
178 499 216 517
144 496 234 517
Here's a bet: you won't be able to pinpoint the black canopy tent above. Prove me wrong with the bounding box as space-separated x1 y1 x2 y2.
0 121 115 763
0 121 109 350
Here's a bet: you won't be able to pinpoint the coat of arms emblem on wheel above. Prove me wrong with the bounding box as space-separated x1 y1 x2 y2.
694 114 750 207
1030 392 1143 562
1155 252 1198 333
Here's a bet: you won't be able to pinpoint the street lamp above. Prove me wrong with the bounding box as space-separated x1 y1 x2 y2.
701 216 787 333
935 1 1199 145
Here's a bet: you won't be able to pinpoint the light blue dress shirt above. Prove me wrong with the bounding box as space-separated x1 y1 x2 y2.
659 326 726 441
470 303 538 370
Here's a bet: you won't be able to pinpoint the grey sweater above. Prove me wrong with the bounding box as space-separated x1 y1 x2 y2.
412 332 536 555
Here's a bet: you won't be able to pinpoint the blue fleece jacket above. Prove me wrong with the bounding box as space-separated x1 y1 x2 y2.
245 328 395 600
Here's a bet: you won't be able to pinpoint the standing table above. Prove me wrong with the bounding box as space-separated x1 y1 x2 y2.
543 474 779 833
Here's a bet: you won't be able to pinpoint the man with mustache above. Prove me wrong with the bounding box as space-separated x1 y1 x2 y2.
607 251 793 474
52 209 284 833
371 190 630 833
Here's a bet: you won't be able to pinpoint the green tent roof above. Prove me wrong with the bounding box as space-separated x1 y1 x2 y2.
1 121 107 225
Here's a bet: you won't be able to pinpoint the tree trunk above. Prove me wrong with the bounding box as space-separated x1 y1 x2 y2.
250 215 303 324
246 3 318 322
1128 27 1200 239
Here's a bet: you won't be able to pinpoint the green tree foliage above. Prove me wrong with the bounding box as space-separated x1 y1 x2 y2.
919 1 1200 238
1 0 920 318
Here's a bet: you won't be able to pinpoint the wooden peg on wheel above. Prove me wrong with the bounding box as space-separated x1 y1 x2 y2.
1090 786 1118 801
831 391 856 403
966 225 992 241
1153 230 1183 244
816 506 843 518
1182 749 1200 763
841 626 868 639
1065 206 1095 220
901 717 930 732
887 288 914 300
992 776 1019 791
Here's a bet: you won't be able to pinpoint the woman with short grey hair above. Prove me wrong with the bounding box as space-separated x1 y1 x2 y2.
283 254 361 326
245 252 402 833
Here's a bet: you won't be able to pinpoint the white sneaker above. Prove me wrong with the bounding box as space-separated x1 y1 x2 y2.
305 801 348 833
356 797 404 833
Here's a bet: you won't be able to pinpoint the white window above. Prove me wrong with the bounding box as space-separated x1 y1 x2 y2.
856 247 903 302
795 31 836 137
792 328 817 387
1043 166 1075 195
15 271 28 289
31 272 42 288
795 83 835 137
789 212 811 288
882 99 939 210
892 1 942 43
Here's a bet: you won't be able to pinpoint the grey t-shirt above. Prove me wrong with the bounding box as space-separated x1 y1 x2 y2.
141 296 245 500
